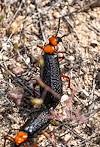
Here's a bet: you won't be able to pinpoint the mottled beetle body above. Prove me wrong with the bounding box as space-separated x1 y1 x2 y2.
20 109 50 138
40 53 62 108
6 109 50 147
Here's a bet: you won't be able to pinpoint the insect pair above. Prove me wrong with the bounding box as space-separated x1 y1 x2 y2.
3 18 70 147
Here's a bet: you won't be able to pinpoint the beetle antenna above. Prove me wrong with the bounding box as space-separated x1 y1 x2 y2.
56 18 61 36
61 32 70 38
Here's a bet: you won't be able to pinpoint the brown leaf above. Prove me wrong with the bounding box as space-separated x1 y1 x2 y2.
12 66 25 75
10 16 24 34
7 86 24 105
9 62 25 75
65 96 73 111
74 106 87 124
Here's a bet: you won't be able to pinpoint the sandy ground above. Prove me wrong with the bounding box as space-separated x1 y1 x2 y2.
0 0 100 147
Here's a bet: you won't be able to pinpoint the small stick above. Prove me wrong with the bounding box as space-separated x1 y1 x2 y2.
35 77 61 101
56 18 61 36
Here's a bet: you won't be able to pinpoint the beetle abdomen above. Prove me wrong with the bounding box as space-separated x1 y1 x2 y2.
40 53 62 108
20 109 50 137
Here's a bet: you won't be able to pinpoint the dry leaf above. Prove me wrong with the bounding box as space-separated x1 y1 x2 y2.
9 62 25 75
12 66 25 75
10 16 24 34
8 86 24 105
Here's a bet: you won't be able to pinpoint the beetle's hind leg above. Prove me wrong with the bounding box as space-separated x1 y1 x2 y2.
3 135 15 147
61 74 71 89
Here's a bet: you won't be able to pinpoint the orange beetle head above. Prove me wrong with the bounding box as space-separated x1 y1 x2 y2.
49 35 62 46
43 44 56 54
14 131 28 145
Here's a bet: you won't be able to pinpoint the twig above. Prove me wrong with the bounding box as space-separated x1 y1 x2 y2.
43 131 57 147
35 77 61 100
59 122 86 142
44 0 63 14
87 23 100 35
0 63 37 97
1 63 61 103
0 1 23 53
6 1 23 31
34 0 47 42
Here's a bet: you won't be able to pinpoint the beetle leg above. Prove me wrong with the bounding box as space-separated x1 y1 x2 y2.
37 45 43 50
61 74 71 88
4 135 14 147
58 55 65 62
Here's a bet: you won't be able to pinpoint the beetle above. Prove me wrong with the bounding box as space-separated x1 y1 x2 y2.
38 19 70 108
39 34 63 108
4 109 51 147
